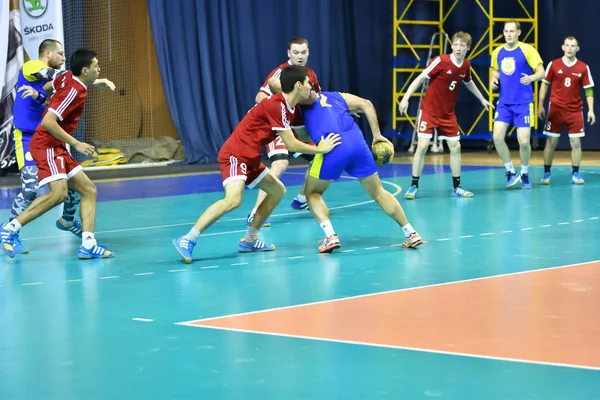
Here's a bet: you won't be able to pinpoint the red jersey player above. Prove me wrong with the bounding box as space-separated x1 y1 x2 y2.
539 36 596 185
247 36 321 227
1 49 114 259
172 65 340 264
398 31 492 199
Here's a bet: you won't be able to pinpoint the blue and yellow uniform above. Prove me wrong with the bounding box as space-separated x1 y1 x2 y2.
12 60 60 169
491 42 543 128
301 92 377 180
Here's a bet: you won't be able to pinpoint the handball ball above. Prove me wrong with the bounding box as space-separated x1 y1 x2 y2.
372 141 394 165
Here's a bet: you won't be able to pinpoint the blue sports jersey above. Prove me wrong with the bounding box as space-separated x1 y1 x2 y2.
491 43 543 105
301 92 359 142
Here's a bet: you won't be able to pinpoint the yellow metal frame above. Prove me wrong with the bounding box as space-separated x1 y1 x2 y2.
393 0 539 136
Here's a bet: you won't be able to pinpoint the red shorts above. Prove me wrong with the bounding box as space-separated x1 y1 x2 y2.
217 152 269 189
417 109 460 141
266 136 288 158
543 104 585 138
30 144 82 186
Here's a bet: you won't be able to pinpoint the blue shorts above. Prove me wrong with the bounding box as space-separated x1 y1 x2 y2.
309 129 377 181
494 103 534 128
13 128 36 170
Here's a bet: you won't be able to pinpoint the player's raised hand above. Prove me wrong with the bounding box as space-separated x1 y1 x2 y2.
491 77 499 90
318 133 342 154
588 110 596 125
538 105 546 120
398 99 409 115
520 73 533 85
18 85 39 99
74 141 95 156
93 78 116 91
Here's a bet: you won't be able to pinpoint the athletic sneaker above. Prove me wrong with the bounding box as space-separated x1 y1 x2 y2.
12 233 29 254
506 171 521 188
451 186 474 198
402 232 423 248
571 172 585 185
238 237 275 252
540 172 551 185
521 173 532 189
404 185 418 199
172 236 196 264
318 234 341 253
56 218 83 238
77 243 114 259
0 224 16 258
290 197 309 210
246 212 270 227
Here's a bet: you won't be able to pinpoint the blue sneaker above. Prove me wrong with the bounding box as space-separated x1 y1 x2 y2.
521 173 532 189
56 218 83 238
246 212 270 227
505 171 521 188
238 237 275 252
451 186 474 198
540 172 551 185
172 236 196 264
12 233 29 254
571 172 585 185
77 242 114 259
0 224 16 258
290 197 309 210
404 185 418 199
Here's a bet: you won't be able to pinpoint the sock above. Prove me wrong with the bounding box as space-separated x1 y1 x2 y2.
82 232 95 249
319 220 336 238
504 162 515 174
58 217 74 227
251 207 258 215
544 164 551 174
521 165 529 175
452 176 460 189
411 176 420 187
61 190 80 222
295 194 307 203
244 226 260 242
572 165 579 174
185 228 200 242
5 220 22 233
401 223 416 238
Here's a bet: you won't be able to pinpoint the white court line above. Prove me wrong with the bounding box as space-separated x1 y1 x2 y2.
436 238 451 241
260 259 277 263
459 235 474 239
480 232 495 236
168 269 187 273
574 220 584 223
176 259 600 371
231 262 248 266
541 225 552 228
521 227 532 231
558 222 570 225
288 256 305 259
340 249 356 252
21 180 401 242
64 279 82 283
199 266 219 269
134 272 154 276
364 247 380 250
22 282 43 286
99 276 120 280
132 318 154 322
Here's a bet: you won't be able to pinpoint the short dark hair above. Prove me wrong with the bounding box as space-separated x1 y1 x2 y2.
280 65 308 93
38 39 61 56
288 36 308 50
69 49 98 76
564 36 579 45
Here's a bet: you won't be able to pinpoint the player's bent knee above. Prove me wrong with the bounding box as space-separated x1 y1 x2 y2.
569 138 581 149
270 159 289 173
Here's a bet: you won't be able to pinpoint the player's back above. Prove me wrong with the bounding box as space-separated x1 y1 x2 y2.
545 58 594 111
492 42 543 104
13 60 51 132
32 71 88 149
301 92 360 144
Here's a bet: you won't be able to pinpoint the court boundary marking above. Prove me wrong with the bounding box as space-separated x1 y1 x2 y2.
175 259 600 371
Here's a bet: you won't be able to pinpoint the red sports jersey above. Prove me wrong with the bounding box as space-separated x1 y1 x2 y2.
31 71 88 148
420 54 472 117
220 92 304 163
259 60 321 96
543 57 594 112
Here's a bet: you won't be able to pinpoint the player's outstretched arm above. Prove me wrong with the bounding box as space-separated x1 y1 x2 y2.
93 78 116 91
538 82 550 120
40 112 95 155
278 130 341 154
341 93 391 146
398 72 427 115
464 81 494 110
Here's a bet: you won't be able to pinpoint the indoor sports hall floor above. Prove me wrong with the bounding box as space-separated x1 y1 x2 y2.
1 151 599 399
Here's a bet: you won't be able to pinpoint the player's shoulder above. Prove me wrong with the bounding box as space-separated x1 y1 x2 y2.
518 42 541 56
574 59 590 69
277 61 292 70
491 45 503 57
22 59 46 77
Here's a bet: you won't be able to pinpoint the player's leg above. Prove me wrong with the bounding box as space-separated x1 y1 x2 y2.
514 103 534 189
446 138 474 197
493 104 521 188
291 153 314 210
405 111 433 199
305 175 338 253
359 173 423 248
56 189 83 237
541 108 561 184
567 111 585 184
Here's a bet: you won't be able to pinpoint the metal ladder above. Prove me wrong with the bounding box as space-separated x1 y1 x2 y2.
408 31 449 154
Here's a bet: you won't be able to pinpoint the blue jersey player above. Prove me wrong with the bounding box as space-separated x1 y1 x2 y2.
299 91 423 253
491 21 545 189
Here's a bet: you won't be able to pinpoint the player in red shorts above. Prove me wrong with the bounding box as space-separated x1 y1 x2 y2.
0 49 114 259
247 36 322 227
538 36 595 185
172 65 340 264
398 32 493 199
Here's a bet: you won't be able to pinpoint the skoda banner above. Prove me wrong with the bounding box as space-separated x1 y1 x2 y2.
19 0 64 60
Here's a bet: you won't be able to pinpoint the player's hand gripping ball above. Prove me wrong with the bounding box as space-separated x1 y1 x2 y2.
372 141 395 165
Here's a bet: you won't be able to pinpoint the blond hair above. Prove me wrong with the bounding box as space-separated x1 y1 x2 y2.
452 31 472 47
504 20 521 30
564 36 579 45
